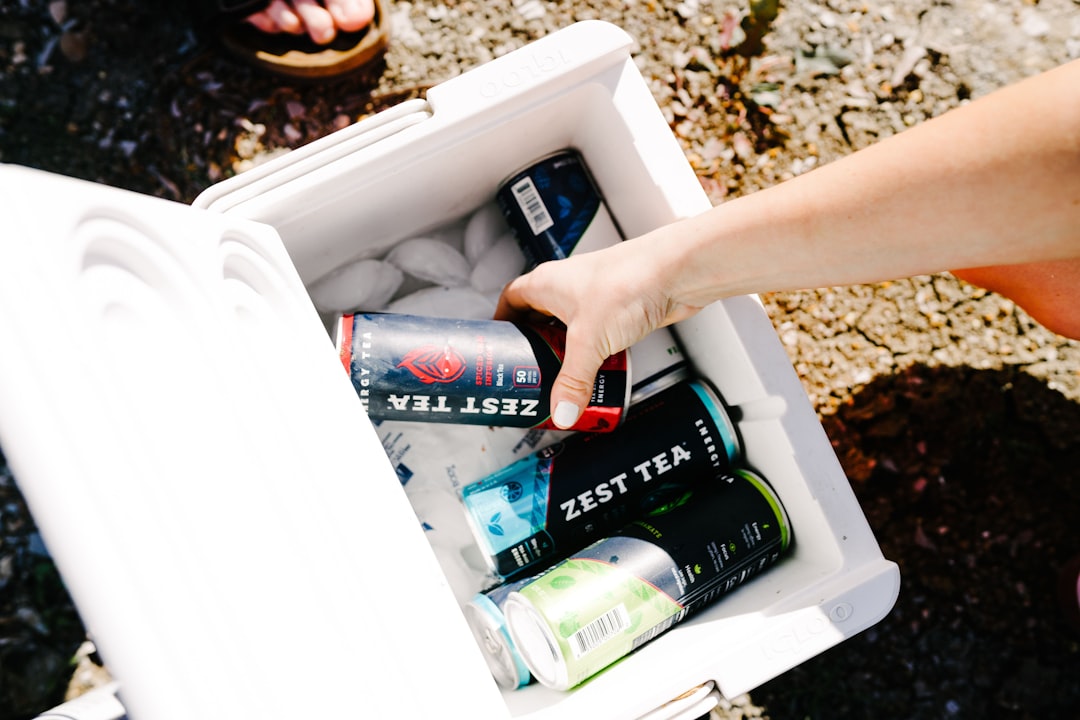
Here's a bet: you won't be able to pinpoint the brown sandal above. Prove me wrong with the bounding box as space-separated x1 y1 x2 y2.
193 0 391 81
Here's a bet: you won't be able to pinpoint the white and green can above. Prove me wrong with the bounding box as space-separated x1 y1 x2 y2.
502 469 791 691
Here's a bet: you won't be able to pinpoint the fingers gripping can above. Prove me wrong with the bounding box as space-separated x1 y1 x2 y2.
503 469 792 691
460 379 741 580
337 312 629 433
497 149 623 268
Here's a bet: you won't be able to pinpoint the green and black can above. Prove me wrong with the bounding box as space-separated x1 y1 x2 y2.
502 469 791 690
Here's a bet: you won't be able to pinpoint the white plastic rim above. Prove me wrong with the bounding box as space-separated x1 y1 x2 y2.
34 682 125 720
668 691 720 720
503 592 568 690
634 682 719 720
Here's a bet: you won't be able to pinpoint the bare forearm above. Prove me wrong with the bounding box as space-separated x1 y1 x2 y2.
498 59 1080 427
663 57 1080 305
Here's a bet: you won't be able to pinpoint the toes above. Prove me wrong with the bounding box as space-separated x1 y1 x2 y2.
249 0 306 35
244 0 375 45
327 0 377 33
291 0 338 44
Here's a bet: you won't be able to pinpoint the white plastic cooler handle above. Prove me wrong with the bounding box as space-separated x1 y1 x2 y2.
193 98 432 214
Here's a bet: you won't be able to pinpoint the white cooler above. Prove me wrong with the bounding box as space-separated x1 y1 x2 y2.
0 21 899 720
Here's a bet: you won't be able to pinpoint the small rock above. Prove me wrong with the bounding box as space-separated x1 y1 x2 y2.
512 0 546 21
1020 9 1051 38
48 1 67 25
282 123 303 144
795 45 854 77
676 0 700 21
59 30 88 63
890 44 928 87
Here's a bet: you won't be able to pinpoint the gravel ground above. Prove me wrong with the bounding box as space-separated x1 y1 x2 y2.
2 1 1079 718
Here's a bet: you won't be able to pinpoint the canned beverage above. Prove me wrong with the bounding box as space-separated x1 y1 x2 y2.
497 149 623 268
627 327 689 405
337 312 629 433
503 469 792 691
464 578 535 690
460 379 741 580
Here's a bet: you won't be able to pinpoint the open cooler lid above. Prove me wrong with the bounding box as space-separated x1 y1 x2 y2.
0 166 507 720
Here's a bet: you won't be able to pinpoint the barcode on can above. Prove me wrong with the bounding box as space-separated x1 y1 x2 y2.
569 603 630 659
510 177 555 236
630 613 681 654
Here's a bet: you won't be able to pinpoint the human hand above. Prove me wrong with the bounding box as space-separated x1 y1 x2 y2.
495 236 704 428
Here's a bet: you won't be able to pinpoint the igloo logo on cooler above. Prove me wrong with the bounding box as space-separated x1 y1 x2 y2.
398 344 467 384
479 48 570 98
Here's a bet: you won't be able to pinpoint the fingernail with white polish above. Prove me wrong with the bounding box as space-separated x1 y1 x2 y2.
553 401 580 429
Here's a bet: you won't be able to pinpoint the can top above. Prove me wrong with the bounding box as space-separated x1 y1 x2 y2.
689 379 742 464
503 593 569 690
463 595 532 690
497 148 585 190
732 468 793 551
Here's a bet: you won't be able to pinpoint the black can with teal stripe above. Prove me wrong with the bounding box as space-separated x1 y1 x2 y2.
460 379 741 580
502 469 792 690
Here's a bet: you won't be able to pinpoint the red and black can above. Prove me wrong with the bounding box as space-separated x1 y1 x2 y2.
497 149 623 268
336 312 630 433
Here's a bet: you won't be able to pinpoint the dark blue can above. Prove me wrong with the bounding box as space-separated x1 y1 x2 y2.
497 150 623 268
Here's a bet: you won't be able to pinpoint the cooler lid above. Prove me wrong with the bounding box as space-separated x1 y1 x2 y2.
0 166 507 720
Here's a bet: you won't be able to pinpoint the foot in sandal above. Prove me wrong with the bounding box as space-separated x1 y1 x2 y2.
244 0 376 45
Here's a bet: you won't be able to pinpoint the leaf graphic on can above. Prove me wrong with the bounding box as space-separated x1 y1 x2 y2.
397 344 467 384
550 575 576 590
581 561 606 575
630 581 654 602
556 195 573 220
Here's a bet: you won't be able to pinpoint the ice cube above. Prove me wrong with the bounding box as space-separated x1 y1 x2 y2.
386 237 472 287
388 272 435 304
427 214 468 254
470 233 527 293
464 201 511 266
385 285 497 319
308 258 404 313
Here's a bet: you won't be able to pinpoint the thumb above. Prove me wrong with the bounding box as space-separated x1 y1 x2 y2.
549 334 610 430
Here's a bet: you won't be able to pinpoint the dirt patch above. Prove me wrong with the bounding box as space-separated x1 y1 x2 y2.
1 1 1078 718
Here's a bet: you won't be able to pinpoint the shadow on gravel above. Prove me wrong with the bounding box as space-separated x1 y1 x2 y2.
755 363 1080 720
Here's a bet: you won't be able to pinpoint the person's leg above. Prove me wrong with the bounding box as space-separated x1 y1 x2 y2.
952 257 1080 340
245 0 376 45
